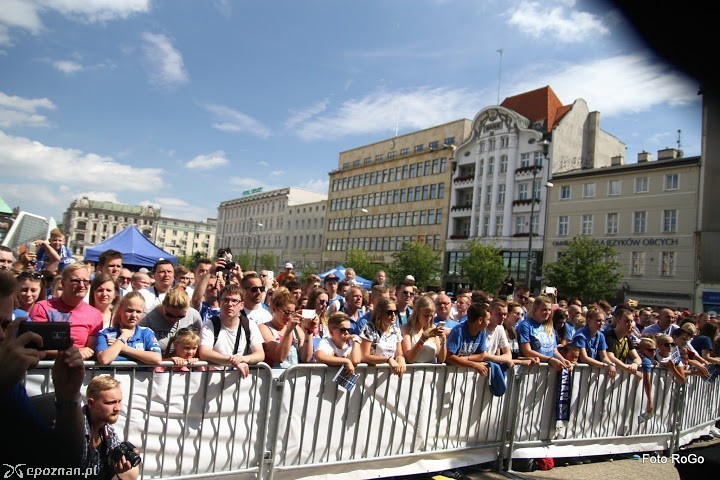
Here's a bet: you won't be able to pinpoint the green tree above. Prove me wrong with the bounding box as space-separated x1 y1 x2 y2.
387 241 441 290
235 252 253 271
258 252 278 271
543 235 622 302
457 240 507 294
346 248 377 280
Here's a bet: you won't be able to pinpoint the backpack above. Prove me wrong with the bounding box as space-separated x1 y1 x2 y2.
210 311 252 356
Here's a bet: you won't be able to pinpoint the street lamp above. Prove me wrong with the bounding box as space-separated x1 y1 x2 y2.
525 138 550 293
345 200 368 264
253 222 263 271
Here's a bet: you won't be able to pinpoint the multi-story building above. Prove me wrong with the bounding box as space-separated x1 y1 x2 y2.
544 149 701 309
153 217 217 259
444 86 626 293
322 119 473 271
63 196 161 258
216 187 327 272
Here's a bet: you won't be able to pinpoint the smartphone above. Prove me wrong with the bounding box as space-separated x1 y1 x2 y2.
437 321 446 329
27 242 37 254
18 322 73 350
301 309 316 319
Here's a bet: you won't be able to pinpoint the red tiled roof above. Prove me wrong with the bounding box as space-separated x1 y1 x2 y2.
499 85 568 133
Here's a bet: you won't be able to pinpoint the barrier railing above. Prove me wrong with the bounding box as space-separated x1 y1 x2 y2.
23 361 719 479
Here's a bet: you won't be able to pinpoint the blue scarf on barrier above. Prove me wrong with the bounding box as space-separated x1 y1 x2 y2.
488 361 508 396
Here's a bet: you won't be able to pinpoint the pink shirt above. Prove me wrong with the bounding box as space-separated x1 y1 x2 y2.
29 297 103 348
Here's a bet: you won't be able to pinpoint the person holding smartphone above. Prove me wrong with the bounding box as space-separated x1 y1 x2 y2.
259 287 305 368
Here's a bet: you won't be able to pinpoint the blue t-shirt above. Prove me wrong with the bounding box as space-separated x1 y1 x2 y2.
351 311 371 335
640 354 654 373
572 325 608 361
96 325 161 361
446 323 487 356
434 315 459 330
199 302 221 323
691 335 713 354
35 244 73 271
517 318 557 358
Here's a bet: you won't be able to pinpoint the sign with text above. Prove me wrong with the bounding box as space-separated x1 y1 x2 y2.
242 187 263 196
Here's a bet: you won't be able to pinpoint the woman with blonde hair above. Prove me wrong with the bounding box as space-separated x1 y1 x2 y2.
401 294 447 363
360 296 405 376
517 295 573 370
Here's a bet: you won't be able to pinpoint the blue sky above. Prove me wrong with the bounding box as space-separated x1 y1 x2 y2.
0 0 702 224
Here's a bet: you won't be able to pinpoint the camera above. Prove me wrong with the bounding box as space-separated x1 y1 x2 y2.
216 248 236 271
110 441 142 467
18 321 72 350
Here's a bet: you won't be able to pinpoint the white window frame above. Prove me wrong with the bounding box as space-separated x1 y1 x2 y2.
583 183 596 198
633 211 647 234
635 176 649 193
581 214 593 235
560 185 571 200
661 251 676 277
664 174 679 191
662 209 678 233
631 251 645 276
606 212 618 235
558 216 569 236
608 180 621 196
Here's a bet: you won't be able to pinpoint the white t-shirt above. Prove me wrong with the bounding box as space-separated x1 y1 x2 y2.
244 306 272 325
316 336 355 358
360 322 402 358
139 286 169 314
201 317 264 356
486 326 510 356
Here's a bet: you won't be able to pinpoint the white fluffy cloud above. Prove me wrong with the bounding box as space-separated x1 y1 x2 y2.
0 90 55 128
203 104 272 138
507 0 609 43
0 130 164 191
141 32 189 87
53 59 84 74
185 150 230 170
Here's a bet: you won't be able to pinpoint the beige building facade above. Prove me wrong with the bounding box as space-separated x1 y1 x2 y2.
153 217 217 259
63 196 161 258
544 149 701 309
322 119 473 271
216 187 327 272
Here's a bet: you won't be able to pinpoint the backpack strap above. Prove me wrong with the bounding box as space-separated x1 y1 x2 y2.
211 313 252 356
211 315 222 346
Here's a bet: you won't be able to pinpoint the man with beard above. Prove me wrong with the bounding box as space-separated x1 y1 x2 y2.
82 375 139 479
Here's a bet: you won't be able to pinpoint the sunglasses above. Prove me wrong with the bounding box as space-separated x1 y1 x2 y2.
249 286 266 293
402 291 414 296
118 276 132 282
165 311 186 319
662 342 676 347
386 310 398 316
281 309 294 316
18 271 44 281
335 327 352 334
260 274 267 278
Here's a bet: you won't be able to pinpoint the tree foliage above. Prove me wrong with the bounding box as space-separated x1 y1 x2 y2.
543 236 622 303
257 252 278 271
387 241 441 290
346 248 380 280
457 240 507 294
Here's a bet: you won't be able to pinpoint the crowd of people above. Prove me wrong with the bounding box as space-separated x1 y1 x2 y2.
2 230 720 476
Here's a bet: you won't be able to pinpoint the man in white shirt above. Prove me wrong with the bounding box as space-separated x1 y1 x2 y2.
241 272 272 324
139 259 175 313
484 300 514 369
199 284 265 378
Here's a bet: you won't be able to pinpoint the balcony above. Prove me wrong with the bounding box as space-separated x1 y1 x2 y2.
449 234 469 240
450 204 472 212
515 164 542 175
453 174 474 184
512 198 540 207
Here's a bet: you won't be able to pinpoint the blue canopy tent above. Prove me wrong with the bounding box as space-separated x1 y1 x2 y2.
317 264 373 289
83 225 177 269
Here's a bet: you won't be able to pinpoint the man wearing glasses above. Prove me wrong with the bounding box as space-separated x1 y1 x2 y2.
241 273 272 324
29 262 102 360
199 284 265 378
434 293 459 330
139 286 202 355
395 281 415 327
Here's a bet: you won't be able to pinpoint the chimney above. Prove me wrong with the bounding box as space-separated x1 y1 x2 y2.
657 148 681 160
611 155 624 166
637 151 653 163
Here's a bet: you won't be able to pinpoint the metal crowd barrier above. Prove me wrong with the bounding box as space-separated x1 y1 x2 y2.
24 361 720 479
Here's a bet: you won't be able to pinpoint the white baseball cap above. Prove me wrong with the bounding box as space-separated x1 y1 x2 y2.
285 262 293 269
405 275 415 282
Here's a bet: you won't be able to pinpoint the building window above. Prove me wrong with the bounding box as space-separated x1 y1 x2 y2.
633 211 647 234
488 138 496 150
606 212 619 235
663 209 677 232
429 140 439 150
520 153 531 168
479 141 485 153
342 162 350 169
444 136 455 145
497 184 506 204
483 216 490 236
499 155 508 173
353 159 360 167
387 151 395 159
400 148 409 156
501 136 509 148
661 252 676 276
581 214 593 235
515 216 526 234
558 216 569 236
518 183 529 200
374 154 383 162
560 185 571 200
631 252 645 276
664 174 679 191
496 215 503 236
635 177 649 193
488 157 494 175
414 144 424 153
583 183 596 198
608 180 621 196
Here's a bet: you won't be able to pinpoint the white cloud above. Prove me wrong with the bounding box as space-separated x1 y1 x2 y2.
292 86 481 140
0 90 56 127
507 0 609 43
74 191 120 203
0 130 164 191
0 0 150 35
509 53 698 117
227 177 278 191
297 178 329 195
185 150 230 170
211 0 232 19
53 59 84 74
147 196 217 222
203 104 271 138
141 32 188 87
284 100 329 129
269 170 284 177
